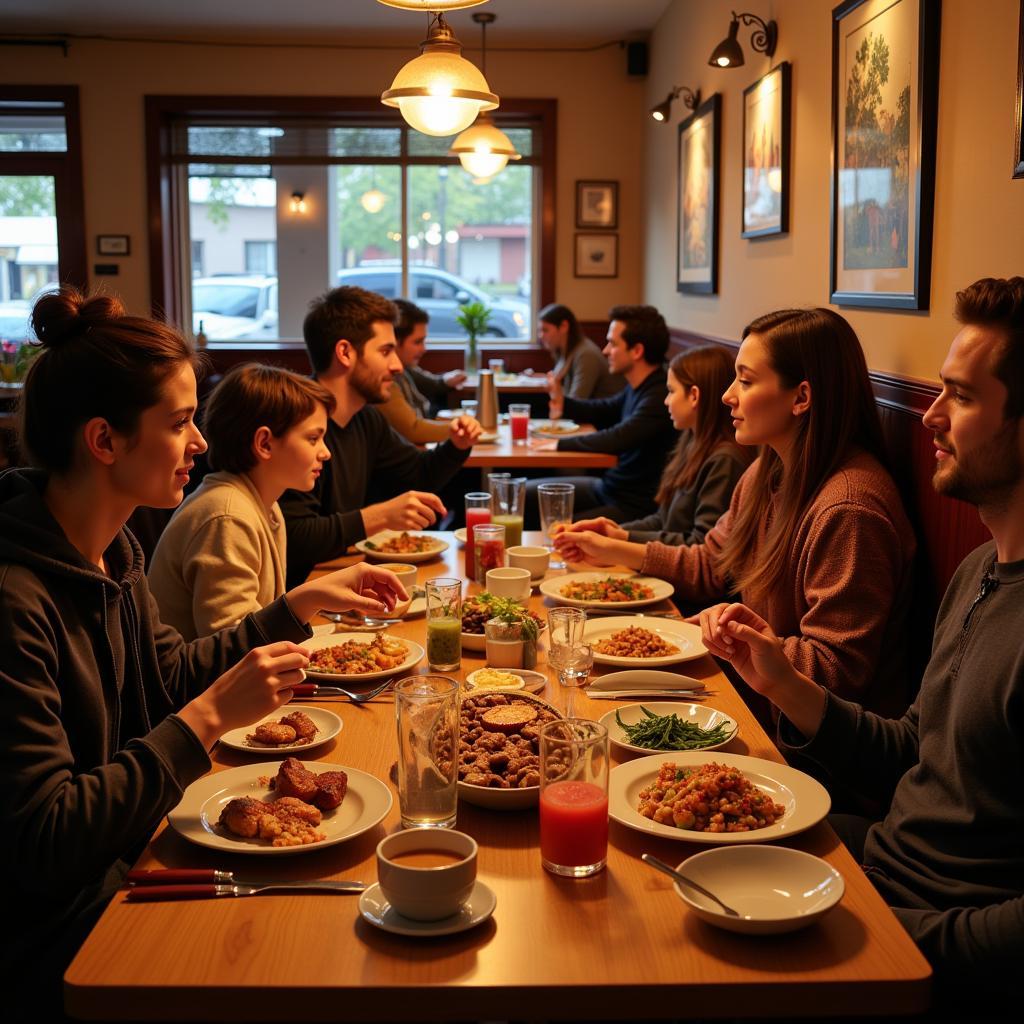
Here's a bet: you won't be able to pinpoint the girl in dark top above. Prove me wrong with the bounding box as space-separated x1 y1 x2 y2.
0 287 405 1010
567 345 749 546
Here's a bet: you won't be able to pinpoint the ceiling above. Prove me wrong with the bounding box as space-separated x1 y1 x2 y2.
4 0 673 48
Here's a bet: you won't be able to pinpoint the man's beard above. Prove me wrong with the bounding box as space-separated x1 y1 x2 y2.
933 421 1023 510
350 362 389 405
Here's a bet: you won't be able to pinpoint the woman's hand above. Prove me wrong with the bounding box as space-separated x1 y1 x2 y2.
179 641 310 749
546 372 564 420
562 516 628 541
286 563 408 624
551 529 644 570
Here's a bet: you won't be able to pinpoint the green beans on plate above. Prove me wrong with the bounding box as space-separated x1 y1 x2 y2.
614 706 736 751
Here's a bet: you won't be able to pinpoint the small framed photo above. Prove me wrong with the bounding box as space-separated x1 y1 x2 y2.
742 62 791 238
574 233 618 277
575 180 618 229
96 234 130 256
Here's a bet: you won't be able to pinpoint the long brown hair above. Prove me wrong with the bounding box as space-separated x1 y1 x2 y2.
715 308 887 603
655 345 746 503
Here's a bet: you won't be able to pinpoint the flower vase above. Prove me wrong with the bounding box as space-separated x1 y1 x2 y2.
466 334 479 375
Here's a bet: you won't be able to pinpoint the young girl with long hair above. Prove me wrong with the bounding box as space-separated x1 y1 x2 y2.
569 344 749 546
537 302 623 400
556 308 916 715
0 288 404 1004
149 363 335 639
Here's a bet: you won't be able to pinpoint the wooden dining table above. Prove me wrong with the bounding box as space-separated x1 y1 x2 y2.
462 422 617 472
64 533 931 1020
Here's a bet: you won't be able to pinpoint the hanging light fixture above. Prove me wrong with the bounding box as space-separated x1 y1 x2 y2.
376 1 488 10
360 170 387 214
708 11 778 68
381 10 498 137
449 11 520 180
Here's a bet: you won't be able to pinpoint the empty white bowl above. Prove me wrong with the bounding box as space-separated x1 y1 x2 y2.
672 846 844 935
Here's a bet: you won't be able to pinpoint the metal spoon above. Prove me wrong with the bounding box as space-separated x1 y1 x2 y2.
641 854 740 917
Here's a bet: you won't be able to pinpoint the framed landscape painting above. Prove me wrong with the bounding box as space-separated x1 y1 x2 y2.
677 93 721 295
742 62 791 238
830 0 941 309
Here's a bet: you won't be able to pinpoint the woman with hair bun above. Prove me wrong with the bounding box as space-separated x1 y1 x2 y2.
0 288 405 1002
149 363 336 639
557 308 916 718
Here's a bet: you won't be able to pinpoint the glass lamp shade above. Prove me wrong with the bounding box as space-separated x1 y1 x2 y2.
376 1 489 10
449 113 521 178
360 188 387 214
383 49 498 136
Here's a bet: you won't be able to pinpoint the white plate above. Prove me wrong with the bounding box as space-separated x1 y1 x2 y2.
476 430 500 444
672 847 844 935
588 668 704 693
359 879 496 937
584 616 706 666
608 752 830 844
218 707 343 755
301 632 425 682
465 668 548 694
454 527 468 546
599 703 737 756
167 762 393 856
355 531 449 564
539 572 675 610
530 419 580 438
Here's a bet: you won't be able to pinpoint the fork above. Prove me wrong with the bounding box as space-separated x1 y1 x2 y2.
291 680 395 704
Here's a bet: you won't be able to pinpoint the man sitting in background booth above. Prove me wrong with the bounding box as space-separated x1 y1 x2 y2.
279 286 480 587
379 299 469 443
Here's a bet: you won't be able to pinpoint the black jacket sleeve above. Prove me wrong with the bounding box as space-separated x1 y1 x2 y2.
561 389 627 431
559 386 665 455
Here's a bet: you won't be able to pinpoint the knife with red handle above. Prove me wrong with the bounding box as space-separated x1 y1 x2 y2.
128 869 233 885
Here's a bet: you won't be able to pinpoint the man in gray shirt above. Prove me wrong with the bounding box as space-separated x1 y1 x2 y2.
697 277 1024 1008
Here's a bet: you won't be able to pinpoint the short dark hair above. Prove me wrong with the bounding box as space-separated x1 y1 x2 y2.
954 277 1024 420
203 363 335 474
393 298 429 343
19 286 203 474
302 286 398 374
608 304 670 365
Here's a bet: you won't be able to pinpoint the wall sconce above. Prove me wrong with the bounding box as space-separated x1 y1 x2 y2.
650 85 701 123
708 11 778 68
289 191 307 214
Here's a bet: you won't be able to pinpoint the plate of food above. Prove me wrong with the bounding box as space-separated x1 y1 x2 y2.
461 593 545 652
599 703 737 756
608 752 830 844
457 691 562 809
475 430 500 444
583 615 706 666
465 668 547 694
167 758 393 855
355 531 448 564
539 572 674 610
218 707 343 755
454 527 468 546
530 419 580 438
300 632 424 681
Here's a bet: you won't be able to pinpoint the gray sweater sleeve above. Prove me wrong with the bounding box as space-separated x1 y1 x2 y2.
565 344 604 399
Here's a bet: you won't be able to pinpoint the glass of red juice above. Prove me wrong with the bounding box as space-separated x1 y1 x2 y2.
472 522 506 586
464 492 491 581
509 403 531 446
539 719 609 877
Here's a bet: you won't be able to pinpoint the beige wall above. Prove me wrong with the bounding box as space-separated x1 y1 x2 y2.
2 34 647 322
646 0 1024 381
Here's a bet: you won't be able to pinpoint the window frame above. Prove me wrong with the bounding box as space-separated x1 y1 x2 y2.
145 95 556 347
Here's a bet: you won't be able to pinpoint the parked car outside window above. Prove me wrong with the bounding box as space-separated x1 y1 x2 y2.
191 275 279 341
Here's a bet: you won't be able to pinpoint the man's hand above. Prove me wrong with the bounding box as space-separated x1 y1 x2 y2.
287 563 408 624
529 437 558 452
449 414 482 449
443 369 467 389
546 372 564 420
362 490 447 535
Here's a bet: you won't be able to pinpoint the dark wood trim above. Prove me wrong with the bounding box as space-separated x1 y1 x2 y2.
1015 0 1024 178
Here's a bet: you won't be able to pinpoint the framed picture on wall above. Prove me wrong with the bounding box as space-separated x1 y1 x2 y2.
830 0 941 310
677 93 721 295
575 181 618 228
574 233 618 277
1014 0 1023 179
742 62 791 238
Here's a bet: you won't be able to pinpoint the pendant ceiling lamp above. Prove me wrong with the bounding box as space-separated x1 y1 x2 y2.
381 10 498 137
376 1 489 10
360 187 387 214
449 12 520 180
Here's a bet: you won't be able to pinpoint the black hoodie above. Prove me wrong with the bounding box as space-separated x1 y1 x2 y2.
0 468 309 975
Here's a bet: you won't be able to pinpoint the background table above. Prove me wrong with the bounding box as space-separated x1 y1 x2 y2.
463 423 616 471
64 534 931 1020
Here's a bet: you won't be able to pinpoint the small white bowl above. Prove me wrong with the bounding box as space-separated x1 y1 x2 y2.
672 846 844 935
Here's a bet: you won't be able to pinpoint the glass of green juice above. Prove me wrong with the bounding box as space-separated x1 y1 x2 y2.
490 475 526 549
425 578 462 672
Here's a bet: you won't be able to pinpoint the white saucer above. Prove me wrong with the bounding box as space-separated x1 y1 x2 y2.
358 880 496 937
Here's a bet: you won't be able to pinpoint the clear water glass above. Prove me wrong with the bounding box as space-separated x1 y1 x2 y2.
557 643 593 717
537 482 574 569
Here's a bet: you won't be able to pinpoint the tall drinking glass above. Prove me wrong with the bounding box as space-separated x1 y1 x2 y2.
395 675 459 829
509 403 531 446
548 606 587 715
473 522 506 586
557 643 593 717
491 476 526 548
539 719 609 877
537 482 574 569
464 492 491 581
425 578 461 671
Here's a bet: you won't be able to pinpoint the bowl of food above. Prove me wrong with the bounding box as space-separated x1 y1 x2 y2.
355 531 448 564
457 691 562 809
670 846 845 935
461 592 545 652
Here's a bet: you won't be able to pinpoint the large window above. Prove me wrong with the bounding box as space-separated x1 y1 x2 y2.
147 98 555 346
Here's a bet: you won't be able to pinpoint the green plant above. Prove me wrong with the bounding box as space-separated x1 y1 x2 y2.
476 592 539 643
455 300 492 374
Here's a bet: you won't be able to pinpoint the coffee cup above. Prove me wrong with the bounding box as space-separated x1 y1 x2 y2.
376 829 478 921
376 562 418 616
507 545 550 581
485 566 532 603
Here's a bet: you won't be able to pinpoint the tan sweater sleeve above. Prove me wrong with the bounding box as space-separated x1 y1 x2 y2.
378 388 451 444
780 500 909 703
181 514 266 637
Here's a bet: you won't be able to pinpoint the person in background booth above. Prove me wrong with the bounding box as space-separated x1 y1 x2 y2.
536 302 624 400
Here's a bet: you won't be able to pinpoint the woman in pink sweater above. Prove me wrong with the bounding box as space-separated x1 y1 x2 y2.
555 308 916 716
